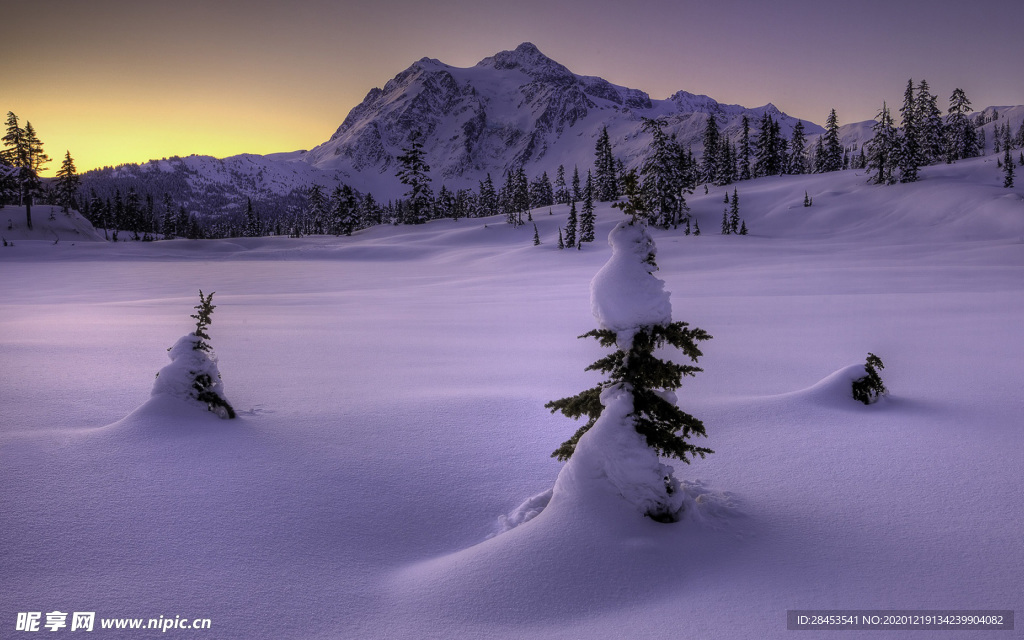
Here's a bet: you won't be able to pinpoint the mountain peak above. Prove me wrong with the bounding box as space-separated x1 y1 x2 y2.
476 42 573 83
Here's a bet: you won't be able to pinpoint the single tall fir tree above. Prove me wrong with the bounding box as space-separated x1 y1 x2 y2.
867 102 898 185
898 79 922 183
565 200 578 247
821 109 843 172
594 127 617 201
395 132 433 224
54 151 81 213
579 170 596 243
545 198 713 522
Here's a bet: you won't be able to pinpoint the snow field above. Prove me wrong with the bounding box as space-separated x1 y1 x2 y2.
2 158 1022 638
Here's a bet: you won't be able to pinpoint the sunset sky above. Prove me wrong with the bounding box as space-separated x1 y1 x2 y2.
6 0 1023 175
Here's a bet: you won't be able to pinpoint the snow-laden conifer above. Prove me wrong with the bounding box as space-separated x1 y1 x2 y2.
152 291 235 419
851 353 887 405
546 196 712 522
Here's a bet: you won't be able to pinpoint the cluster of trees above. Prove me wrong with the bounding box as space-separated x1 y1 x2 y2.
866 83 1018 186
2 112 87 231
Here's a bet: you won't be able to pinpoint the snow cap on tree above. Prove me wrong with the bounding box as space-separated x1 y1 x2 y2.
590 221 671 349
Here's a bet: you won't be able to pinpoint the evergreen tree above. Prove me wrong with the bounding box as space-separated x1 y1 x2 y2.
945 88 976 162
1 112 49 230
361 192 382 227
867 102 898 185
898 79 922 183
693 219 701 235
478 174 498 216
720 209 730 235
554 165 569 205
640 118 687 229
529 171 554 207
852 353 887 405
700 114 720 184
812 136 826 173
54 151 80 213
565 200 578 248
435 184 454 220
594 127 617 201
610 169 649 224
580 170 596 243
307 184 327 233
1004 141 1016 188
243 198 258 237
332 184 360 235
395 132 433 224
729 188 740 234
738 115 752 180
739 220 748 235
513 166 530 225
821 109 843 172
545 216 713 522
789 121 808 175
572 165 582 203
557 227 564 249
915 80 945 163
125 187 142 240
153 291 236 419
533 223 541 245
754 112 781 177
803 191 812 207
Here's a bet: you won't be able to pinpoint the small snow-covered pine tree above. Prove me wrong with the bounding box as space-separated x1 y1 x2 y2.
533 223 541 245
152 291 235 419
852 353 887 405
546 209 712 522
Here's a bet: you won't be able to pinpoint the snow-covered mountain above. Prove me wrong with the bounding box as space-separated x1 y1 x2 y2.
79 43 822 213
302 42 822 197
77 43 1024 216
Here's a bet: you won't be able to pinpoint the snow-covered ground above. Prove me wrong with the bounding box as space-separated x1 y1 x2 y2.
2 156 1022 638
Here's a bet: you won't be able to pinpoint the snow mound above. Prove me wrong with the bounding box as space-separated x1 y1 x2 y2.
590 221 671 348
495 488 552 534
677 479 744 529
0 206 106 243
776 363 886 407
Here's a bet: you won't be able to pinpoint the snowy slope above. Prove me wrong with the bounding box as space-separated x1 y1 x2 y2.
2 134 1022 640
0 205 106 243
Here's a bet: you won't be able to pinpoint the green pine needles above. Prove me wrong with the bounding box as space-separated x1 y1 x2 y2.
546 322 713 462
190 290 235 419
852 352 887 405
191 290 216 352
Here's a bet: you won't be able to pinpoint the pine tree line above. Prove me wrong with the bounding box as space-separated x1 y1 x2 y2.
867 82 997 186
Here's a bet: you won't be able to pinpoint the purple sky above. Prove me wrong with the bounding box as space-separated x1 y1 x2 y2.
6 0 1023 173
